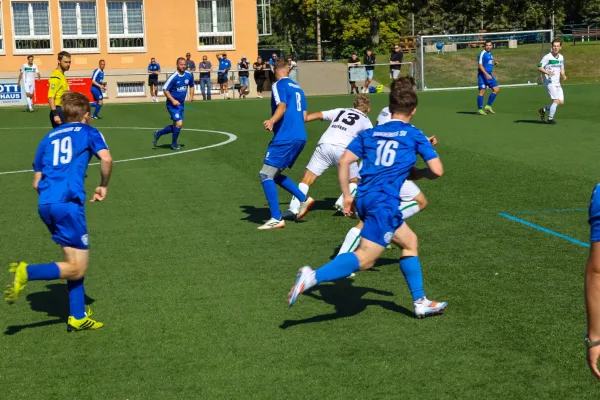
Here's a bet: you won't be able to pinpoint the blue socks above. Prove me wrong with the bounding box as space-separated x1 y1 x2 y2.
274 174 306 202
261 179 281 220
26 263 60 280
67 278 86 319
172 126 181 145
315 252 360 284
156 125 173 139
477 95 484 110
399 256 425 301
93 104 102 118
487 92 497 106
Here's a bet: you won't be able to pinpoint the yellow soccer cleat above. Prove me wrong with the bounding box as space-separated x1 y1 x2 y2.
67 308 104 332
4 262 29 304
485 105 495 114
477 109 487 116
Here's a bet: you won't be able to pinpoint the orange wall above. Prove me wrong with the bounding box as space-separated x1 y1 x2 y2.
0 0 258 74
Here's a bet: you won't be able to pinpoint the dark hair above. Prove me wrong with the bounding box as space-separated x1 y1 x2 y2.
99 59 105 63
275 58 289 71
58 51 71 61
389 77 418 115
176 57 186 64
62 91 91 122
485 40 493 45
27 55 34 59
552 38 562 45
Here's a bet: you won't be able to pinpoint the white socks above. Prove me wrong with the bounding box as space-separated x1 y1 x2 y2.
289 182 309 214
338 227 361 255
334 182 358 210
548 102 558 120
400 201 420 219
26 97 33 110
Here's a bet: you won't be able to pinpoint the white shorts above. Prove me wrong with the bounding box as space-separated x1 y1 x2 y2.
390 69 401 79
546 84 564 101
24 83 35 94
306 143 359 179
399 180 421 202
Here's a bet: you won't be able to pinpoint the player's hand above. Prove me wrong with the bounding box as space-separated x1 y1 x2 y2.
90 186 107 202
53 115 62 125
547 71 554 77
189 96 194 102
172 100 181 107
263 119 274 131
494 62 499 66
428 136 438 146
343 196 355 217
17 82 21 88
485 73 492 80
562 74 567 81
588 345 600 381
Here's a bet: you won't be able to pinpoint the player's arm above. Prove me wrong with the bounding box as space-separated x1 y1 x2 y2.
48 78 61 123
587 241 600 380
92 71 103 89
17 71 23 87
32 172 42 191
37 70 41 81
305 111 324 122
163 88 177 105
338 149 360 216
264 102 286 131
90 149 113 202
537 58 551 76
188 79 195 102
561 65 567 81
32 141 44 192
409 158 444 180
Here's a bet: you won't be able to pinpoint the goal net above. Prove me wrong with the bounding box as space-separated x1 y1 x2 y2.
416 30 553 91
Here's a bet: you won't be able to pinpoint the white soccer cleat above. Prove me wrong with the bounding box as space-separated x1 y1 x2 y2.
414 298 448 319
296 197 315 220
334 198 344 213
288 266 316 306
257 218 285 230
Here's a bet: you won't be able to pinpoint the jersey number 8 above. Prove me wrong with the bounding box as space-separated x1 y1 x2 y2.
51 136 73 166
375 140 398 167
296 92 302 112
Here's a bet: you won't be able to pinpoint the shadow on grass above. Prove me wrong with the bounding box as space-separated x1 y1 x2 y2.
311 197 339 212
514 119 546 124
4 284 95 335
240 205 272 225
153 143 187 150
280 279 413 329
456 111 480 115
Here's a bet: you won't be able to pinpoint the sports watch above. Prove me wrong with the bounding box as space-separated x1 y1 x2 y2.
585 334 600 349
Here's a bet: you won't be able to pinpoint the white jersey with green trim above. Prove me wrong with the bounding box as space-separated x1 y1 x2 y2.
538 53 564 86
318 108 373 148
20 63 39 84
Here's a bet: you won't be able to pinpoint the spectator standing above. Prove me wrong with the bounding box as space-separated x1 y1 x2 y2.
237 56 250 99
198 55 213 100
148 58 161 102
347 53 361 94
217 53 232 100
288 56 298 82
268 52 278 86
389 44 404 79
253 56 267 98
185 53 196 73
364 49 376 93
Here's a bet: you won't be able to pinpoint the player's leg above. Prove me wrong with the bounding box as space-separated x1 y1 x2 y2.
258 163 286 229
338 220 364 255
548 87 564 124
286 145 328 216
485 81 499 114
26 85 34 111
392 222 447 318
285 168 319 219
154 105 180 147
477 75 487 115
171 118 184 150
91 88 103 119
334 158 360 212
399 180 425 219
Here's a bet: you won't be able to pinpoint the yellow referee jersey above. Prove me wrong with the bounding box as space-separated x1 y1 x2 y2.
47 69 69 107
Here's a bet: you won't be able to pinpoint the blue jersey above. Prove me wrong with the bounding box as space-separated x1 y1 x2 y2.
478 50 494 74
218 59 231 77
163 71 194 106
347 120 438 199
92 68 104 85
148 62 160 76
33 123 109 206
270 77 307 142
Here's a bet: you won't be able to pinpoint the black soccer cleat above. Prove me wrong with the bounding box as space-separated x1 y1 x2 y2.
538 108 546 122
547 119 557 125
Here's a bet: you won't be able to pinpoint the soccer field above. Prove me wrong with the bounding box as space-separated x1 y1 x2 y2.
1 84 600 399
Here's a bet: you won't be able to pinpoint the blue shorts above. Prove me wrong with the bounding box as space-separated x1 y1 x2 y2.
478 73 498 90
167 103 184 122
589 184 600 242
356 192 404 247
366 70 374 79
38 202 89 250
91 86 103 101
239 76 249 86
264 140 306 170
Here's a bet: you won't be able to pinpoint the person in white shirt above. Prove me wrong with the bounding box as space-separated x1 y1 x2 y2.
282 94 373 220
537 39 567 125
17 55 41 112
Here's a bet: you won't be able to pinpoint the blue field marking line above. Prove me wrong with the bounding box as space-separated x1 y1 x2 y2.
498 212 590 248
509 207 587 215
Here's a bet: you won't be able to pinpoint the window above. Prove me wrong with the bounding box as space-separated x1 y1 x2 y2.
116 81 145 97
11 1 52 53
197 0 234 49
257 0 271 36
107 1 145 52
59 1 99 52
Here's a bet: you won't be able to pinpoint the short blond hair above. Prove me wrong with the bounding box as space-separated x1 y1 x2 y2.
353 94 370 113
62 91 91 123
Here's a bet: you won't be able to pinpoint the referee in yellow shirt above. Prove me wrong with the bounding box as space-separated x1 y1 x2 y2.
48 51 72 128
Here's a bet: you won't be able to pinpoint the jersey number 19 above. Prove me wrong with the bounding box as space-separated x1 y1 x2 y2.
375 140 398 167
51 137 73 166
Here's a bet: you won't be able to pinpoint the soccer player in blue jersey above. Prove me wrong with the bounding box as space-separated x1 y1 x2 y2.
153 57 195 151
90 60 106 120
148 58 161 102
477 40 500 115
258 58 315 230
586 183 600 379
4 91 113 332
217 53 232 100
288 77 448 318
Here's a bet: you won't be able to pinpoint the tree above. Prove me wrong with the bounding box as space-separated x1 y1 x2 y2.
583 0 600 24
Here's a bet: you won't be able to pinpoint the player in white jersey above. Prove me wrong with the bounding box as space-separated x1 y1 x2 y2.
537 39 566 125
337 106 436 256
283 95 373 220
17 55 41 112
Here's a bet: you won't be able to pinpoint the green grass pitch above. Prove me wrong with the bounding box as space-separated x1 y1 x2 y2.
1 84 600 398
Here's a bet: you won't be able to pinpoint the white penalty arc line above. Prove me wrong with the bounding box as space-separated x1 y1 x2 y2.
0 127 237 176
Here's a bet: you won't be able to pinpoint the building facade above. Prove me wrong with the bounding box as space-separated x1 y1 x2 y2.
0 0 259 74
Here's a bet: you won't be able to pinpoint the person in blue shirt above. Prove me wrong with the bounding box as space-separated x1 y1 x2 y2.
217 53 232 99
288 77 448 318
147 58 161 102
477 40 500 115
5 91 113 332
153 57 195 151
586 183 600 379
90 59 105 120
258 58 314 230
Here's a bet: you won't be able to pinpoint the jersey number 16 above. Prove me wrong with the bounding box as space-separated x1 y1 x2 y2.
51 137 73 166
375 140 398 167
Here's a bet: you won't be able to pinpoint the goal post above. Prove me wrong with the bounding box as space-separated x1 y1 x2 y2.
417 30 553 91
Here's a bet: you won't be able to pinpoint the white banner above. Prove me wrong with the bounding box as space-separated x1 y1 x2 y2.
0 83 24 106
349 67 367 82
